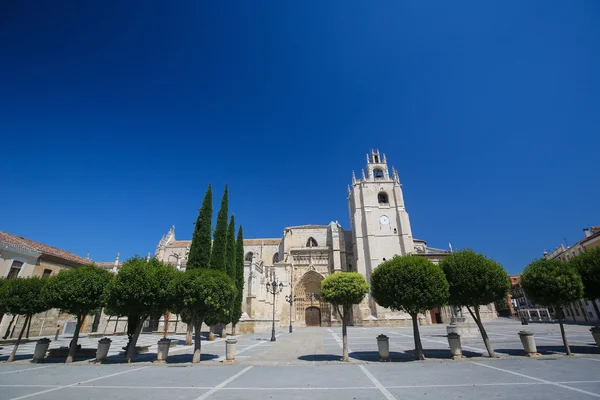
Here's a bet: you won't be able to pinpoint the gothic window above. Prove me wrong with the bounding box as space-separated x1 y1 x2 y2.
374 154 379 163
307 237 318 247
245 252 254 262
378 192 389 204
374 168 383 179
7 260 23 280
272 252 279 264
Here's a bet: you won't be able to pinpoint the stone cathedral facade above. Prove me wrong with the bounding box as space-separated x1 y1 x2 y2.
154 150 496 332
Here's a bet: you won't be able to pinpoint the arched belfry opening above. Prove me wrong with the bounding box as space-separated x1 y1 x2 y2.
294 271 331 327
378 192 389 204
272 252 279 264
245 252 253 262
373 168 384 179
306 237 318 247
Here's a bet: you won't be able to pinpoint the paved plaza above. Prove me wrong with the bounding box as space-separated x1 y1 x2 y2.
0 319 599 399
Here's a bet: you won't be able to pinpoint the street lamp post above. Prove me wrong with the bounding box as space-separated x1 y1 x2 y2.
266 277 284 342
285 293 297 333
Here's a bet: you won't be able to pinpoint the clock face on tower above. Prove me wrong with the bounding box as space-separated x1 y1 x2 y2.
380 215 390 225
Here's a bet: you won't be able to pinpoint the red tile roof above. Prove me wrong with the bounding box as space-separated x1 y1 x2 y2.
0 230 89 266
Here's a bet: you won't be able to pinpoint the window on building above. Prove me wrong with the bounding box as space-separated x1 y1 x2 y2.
348 264 352 271
244 252 254 262
272 252 279 264
374 154 379 163
378 192 389 204
307 237 318 247
42 269 52 279
373 168 383 179
393 228 397 234
7 261 23 280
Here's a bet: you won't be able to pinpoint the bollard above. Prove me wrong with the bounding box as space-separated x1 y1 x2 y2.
590 327 600 348
518 330 539 357
32 338 51 363
447 332 464 360
225 338 237 362
377 334 390 361
95 338 112 363
155 338 171 363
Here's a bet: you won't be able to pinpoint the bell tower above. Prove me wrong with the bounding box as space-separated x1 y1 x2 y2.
348 149 414 317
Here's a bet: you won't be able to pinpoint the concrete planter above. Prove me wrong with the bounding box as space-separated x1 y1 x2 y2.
225 338 237 362
519 330 539 356
377 334 390 361
590 327 600 348
447 332 464 360
95 338 112 363
155 338 172 363
32 338 51 363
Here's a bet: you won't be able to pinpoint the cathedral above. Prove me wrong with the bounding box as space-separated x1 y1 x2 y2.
154 150 495 332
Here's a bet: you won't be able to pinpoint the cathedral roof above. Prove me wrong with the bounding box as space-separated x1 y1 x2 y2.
286 224 328 230
170 240 191 248
0 230 89 265
243 239 280 246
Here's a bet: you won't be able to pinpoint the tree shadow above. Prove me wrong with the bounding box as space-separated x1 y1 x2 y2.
297 354 344 362
298 349 485 363
167 353 219 363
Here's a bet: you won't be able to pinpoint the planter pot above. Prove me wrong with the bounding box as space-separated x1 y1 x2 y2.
32 338 51 363
225 338 237 361
95 338 112 363
155 338 171 363
377 334 390 361
590 327 600 348
519 330 538 356
447 332 463 359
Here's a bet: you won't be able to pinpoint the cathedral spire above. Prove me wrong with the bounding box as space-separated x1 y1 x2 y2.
352 170 356 184
361 169 366 181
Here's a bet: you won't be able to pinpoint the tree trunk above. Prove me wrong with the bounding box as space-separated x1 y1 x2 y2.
185 321 193 346
592 299 600 324
208 325 215 341
8 315 30 362
66 314 84 363
163 312 170 339
558 309 571 355
125 317 145 363
341 305 349 361
467 305 496 358
232 323 237 336
25 316 32 339
192 319 203 363
411 313 425 360
3 315 16 339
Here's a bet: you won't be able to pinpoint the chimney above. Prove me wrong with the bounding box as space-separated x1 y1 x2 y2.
584 228 591 238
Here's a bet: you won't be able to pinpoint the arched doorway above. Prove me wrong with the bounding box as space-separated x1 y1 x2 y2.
305 306 321 326
294 271 331 327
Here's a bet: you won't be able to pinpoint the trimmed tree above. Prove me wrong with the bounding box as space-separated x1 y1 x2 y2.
43 265 113 363
371 256 449 360
440 249 510 358
169 269 236 363
104 256 177 362
187 184 213 271
210 185 228 271
570 247 600 322
520 258 584 355
320 272 369 361
231 226 245 335
1 277 49 362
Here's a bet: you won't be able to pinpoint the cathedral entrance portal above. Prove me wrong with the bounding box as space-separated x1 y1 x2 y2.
294 270 331 327
305 307 321 326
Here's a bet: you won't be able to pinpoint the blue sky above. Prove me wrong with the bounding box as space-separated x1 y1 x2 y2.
1 1 598 274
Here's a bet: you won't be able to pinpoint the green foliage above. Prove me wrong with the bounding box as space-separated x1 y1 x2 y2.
569 247 600 301
520 258 584 308
440 249 510 307
43 264 113 317
187 184 213 270
226 215 236 279
320 272 369 308
371 255 449 315
104 256 177 318
1 277 49 316
0 278 6 313
169 269 237 324
231 225 245 325
210 185 228 271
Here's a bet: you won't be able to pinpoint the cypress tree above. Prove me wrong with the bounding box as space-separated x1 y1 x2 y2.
187 185 213 270
232 225 245 331
210 185 228 271
226 215 236 325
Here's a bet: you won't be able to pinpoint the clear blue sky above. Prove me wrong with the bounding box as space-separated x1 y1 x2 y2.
1 1 598 274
